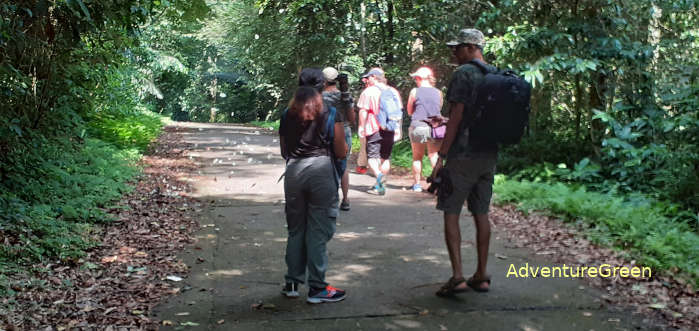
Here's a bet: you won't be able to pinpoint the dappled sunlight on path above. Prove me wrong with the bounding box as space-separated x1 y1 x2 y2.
154 122 652 330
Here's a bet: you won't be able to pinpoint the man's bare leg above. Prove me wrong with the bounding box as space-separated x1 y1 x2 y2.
341 169 349 204
444 213 467 289
472 213 491 290
411 141 425 186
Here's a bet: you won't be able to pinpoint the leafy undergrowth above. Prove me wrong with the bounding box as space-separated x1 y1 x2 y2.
0 110 164 268
0 127 200 329
0 139 140 265
390 138 433 177
249 119 280 132
88 109 169 151
491 205 697 330
493 177 698 284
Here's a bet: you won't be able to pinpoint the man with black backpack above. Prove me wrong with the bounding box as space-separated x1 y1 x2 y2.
431 28 511 296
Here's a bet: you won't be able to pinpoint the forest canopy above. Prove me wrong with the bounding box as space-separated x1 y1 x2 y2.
1 1 697 276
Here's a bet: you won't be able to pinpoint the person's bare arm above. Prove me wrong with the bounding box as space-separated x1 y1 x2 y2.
406 88 417 116
341 93 356 125
333 122 348 159
439 90 444 110
347 104 356 126
431 102 463 176
357 108 368 137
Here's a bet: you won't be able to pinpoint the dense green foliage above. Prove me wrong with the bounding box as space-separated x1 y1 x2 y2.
0 139 139 264
144 0 697 215
493 176 698 284
0 1 203 268
249 119 281 132
2 0 696 282
237 1 696 282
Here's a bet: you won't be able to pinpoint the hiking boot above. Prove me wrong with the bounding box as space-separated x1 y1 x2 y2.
281 282 300 298
307 285 347 304
367 184 386 196
339 200 350 211
411 184 423 192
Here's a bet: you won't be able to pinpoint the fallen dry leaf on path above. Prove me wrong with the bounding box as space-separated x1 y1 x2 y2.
0 127 200 330
490 205 697 330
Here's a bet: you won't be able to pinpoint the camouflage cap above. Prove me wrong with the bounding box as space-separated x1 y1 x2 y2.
446 28 485 48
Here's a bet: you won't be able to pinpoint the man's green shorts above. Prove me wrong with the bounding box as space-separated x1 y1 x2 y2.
436 154 497 215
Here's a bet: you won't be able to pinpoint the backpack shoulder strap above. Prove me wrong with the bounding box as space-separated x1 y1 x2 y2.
279 108 289 161
279 107 289 135
325 106 337 141
468 59 489 75
379 86 399 105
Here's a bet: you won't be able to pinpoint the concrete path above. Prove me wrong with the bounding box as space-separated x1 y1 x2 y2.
153 122 653 330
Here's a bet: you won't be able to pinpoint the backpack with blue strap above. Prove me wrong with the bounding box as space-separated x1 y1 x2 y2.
324 106 346 184
280 106 346 185
377 86 403 132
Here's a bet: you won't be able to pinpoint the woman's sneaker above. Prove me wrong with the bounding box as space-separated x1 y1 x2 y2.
281 282 300 298
367 184 386 195
307 285 347 304
355 166 368 174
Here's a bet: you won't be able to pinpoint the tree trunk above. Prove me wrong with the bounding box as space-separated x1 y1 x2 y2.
589 72 607 157
574 73 583 144
360 1 367 65
530 80 552 137
385 0 395 64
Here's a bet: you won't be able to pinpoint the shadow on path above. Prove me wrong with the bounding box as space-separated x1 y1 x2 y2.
154 122 656 330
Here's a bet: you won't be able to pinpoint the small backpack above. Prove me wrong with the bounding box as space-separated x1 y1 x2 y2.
377 87 403 132
468 59 531 146
279 106 345 184
323 106 346 182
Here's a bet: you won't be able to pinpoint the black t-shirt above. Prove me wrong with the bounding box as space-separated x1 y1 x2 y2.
446 62 498 157
279 107 333 159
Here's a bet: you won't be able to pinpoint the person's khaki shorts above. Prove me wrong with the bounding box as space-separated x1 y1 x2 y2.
436 155 497 215
409 125 433 144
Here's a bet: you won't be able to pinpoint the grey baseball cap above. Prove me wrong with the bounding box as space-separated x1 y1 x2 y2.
361 67 384 78
446 28 485 48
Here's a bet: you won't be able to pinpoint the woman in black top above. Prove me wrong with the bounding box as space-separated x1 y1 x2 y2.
278 82 348 304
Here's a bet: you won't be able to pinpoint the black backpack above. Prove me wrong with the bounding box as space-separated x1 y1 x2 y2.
468 59 531 146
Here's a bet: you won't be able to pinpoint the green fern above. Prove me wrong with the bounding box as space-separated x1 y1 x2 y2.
494 177 699 285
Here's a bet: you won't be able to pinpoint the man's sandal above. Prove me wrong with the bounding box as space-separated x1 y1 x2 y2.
435 276 468 297
466 275 491 292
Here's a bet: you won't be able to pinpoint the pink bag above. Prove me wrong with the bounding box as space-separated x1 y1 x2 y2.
431 124 447 139
423 116 448 140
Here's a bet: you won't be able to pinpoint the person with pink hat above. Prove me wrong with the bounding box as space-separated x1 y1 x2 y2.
406 66 443 192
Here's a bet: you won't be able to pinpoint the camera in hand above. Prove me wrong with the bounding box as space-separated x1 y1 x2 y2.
426 175 442 194
338 73 349 92
427 169 453 198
